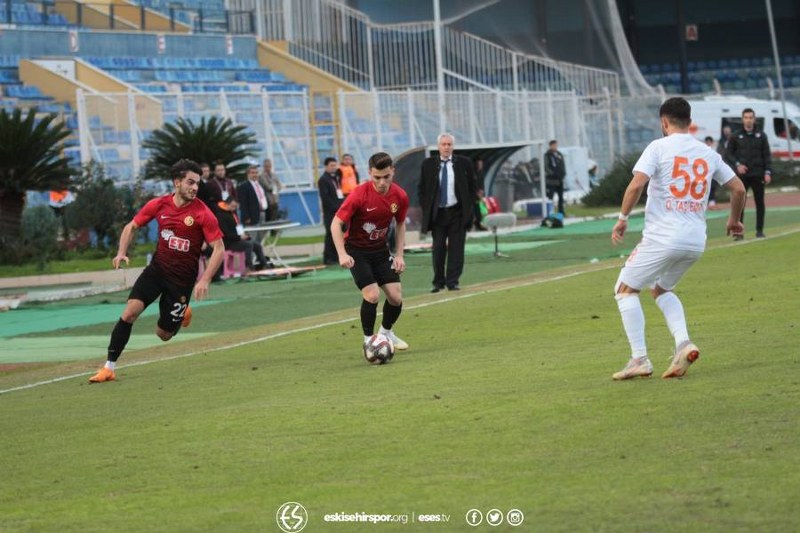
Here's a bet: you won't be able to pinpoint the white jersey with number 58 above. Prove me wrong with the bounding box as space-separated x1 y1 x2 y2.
633 132 735 252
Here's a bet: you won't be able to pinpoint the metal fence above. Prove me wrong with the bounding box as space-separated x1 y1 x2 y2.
232 0 620 98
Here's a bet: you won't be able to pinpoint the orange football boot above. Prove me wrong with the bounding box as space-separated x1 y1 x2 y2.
88 367 116 383
182 305 193 328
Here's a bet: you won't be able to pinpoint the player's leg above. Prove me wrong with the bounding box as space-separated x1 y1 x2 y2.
376 249 407 349
89 269 158 382
155 280 194 342
611 244 664 380
736 177 753 240
654 250 702 378
348 249 380 349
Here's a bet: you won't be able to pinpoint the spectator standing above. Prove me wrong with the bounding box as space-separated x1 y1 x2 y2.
726 108 772 238
237 164 269 226
196 162 215 210
337 153 360 198
544 140 566 215
418 133 477 292
261 158 283 222
207 161 237 204
319 157 343 265
704 136 719 206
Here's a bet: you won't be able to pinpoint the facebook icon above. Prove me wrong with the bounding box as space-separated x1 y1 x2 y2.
466 509 483 526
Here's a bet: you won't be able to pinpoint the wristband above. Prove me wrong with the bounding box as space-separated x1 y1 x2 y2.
618 213 629 221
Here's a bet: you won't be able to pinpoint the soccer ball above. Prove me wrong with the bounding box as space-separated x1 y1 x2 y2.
364 334 395 365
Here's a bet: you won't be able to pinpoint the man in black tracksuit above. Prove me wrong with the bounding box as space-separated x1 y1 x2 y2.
726 108 772 238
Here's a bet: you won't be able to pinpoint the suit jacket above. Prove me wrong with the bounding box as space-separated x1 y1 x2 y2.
236 180 267 226
318 172 343 218
418 154 477 231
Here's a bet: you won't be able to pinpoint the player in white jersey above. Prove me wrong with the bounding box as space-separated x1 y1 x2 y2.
610 97 746 380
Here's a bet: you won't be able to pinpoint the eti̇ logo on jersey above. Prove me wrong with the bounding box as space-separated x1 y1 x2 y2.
276 502 308 532
390 202 399 213
183 215 194 227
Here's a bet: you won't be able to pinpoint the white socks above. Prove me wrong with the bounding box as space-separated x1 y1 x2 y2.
616 293 647 358
378 326 391 336
104 361 116 370
655 291 690 348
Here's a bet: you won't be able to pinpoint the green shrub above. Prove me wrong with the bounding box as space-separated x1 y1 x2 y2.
21 205 60 270
581 152 645 207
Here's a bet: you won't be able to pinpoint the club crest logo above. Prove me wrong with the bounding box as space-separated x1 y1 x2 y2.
160 229 175 241
184 216 194 226
390 202 398 213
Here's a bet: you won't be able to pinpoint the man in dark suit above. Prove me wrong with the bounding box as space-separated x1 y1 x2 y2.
236 164 268 226
418 133 477 292
318 157 343 265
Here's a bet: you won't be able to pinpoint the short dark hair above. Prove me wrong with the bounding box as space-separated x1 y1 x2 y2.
171 159 202 181
368 152 393 170
704 136 714 143
214 160 225 168
200 162 210 169
659 97 692 128
324 157 337 166
742 107 756 116
549 140 557 147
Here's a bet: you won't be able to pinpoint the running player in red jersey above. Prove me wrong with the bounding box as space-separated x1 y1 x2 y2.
331 152 410 356
89 159 225 383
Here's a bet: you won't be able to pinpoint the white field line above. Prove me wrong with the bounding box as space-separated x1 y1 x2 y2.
2 226 798 395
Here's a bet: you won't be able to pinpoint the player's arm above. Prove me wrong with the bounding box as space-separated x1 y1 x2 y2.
113 220 139 269
612 171 649 245
195 238 224 300
392 219 406 274
724 176 746 237
331 215 353 268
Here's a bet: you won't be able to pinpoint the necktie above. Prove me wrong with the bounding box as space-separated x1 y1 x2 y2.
439 159 449 208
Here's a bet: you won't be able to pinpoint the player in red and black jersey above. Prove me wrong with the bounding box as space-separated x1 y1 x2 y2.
331 152 410 356
89 159 225 383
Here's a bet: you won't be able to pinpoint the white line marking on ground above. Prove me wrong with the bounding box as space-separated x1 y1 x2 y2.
3 227 798 395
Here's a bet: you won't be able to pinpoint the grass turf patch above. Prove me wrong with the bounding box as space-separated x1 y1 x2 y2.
0 232 798 531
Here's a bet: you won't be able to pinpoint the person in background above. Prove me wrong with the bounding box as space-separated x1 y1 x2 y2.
215 197 271 272
318 157 343 265
418 133 477 292
544 140 566 215
337 153 360 198
237 163 269 226
261 158 283 222
726 108 772 239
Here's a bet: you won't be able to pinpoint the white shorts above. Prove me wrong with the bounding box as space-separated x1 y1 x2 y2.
615 241 702 293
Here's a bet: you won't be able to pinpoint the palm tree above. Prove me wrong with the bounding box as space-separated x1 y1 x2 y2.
0 108 72 246
142 116 258 182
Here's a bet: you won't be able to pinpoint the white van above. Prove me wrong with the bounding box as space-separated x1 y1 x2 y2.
688 96 800 158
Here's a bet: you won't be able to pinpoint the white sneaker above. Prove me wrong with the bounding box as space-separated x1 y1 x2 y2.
612 356 653 380
662 341 699 379
384 330 408 351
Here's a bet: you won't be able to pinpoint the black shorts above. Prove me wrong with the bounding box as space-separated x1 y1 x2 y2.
128 265 193 333
346 246 400 290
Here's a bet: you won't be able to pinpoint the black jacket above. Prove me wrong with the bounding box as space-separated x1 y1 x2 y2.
418 154 477 231
318 172 343 217
215 206 242 246
726 129 772 179
544 149 566 186
236 180 267 226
